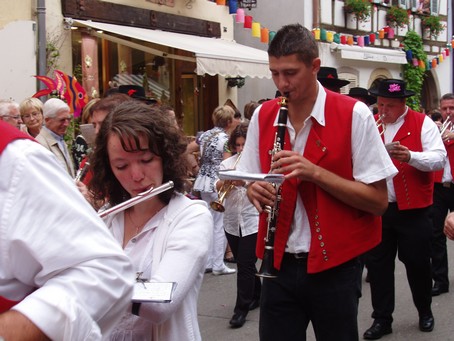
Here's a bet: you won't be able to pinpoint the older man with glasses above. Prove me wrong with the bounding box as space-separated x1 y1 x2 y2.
36 98 75 177
0 99 22 129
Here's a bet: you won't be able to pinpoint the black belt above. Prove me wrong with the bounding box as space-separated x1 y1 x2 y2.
435 182 453 189
284 252 309 260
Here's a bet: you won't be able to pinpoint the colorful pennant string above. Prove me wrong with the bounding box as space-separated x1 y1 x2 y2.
211 0 451 69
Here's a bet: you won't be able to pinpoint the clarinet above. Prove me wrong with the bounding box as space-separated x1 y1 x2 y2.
257 92 289 279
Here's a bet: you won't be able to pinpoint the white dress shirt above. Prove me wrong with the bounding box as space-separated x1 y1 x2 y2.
0 139 134 340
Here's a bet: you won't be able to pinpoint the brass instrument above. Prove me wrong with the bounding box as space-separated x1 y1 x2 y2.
75 161 90 182
376 115 386 136
210 153 242 212
98 181 174 218
440 118 452 136
257 92 289 279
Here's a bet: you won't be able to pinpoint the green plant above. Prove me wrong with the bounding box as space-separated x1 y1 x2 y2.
386 6 409 28
74 64 82 83
402 31 427 111
344 0 372 22
421 15 444 38
46 33 63 76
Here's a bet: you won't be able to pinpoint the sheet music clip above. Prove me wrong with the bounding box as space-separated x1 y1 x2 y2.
136 272 148 288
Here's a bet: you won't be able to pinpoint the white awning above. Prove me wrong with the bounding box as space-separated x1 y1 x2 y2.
329 42 407 64
74 20 271 79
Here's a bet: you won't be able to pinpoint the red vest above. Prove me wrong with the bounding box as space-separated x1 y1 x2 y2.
0 121 34 313
446 141 454 179
434 137 454 183
381 109 434 209
257 92 381 273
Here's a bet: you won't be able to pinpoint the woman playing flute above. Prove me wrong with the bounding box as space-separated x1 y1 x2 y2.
89 101 212 341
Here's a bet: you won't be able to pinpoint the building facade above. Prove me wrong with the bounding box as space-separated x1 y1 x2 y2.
0 0 270 135
235 0 452 113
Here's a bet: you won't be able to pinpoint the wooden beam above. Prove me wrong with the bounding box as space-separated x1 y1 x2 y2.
61 0 221 37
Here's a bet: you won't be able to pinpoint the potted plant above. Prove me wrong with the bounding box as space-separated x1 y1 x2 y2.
421 15 444 38
344 0 372 22
386 6 409 28
402 30 427 111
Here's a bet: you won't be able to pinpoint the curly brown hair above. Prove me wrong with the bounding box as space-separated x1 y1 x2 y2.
227 122 249 152
89 101 189 206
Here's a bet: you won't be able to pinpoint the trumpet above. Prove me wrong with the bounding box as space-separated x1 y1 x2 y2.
376 115 386 136
440 119 452 136
210 153 242 212
98 181 174 218
75 161 90 182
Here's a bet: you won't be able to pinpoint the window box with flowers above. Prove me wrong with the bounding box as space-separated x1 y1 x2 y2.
386 6 409 29
344 0 372 23
421 15 444 39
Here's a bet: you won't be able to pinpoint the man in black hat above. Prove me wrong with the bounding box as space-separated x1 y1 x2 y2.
347 87 377 107
363 79 446 339
317 66 350 93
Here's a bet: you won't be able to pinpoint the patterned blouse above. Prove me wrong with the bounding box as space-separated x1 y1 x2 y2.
193 127 228 193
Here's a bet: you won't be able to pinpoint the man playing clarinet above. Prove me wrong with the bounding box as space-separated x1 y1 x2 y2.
237 23 397 341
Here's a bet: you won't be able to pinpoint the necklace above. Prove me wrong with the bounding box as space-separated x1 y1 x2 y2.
126 206 163 236
127 209 149 236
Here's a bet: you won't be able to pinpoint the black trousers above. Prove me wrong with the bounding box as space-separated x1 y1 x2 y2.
225 231 261 315
365 203 433 325
431 183 454 287
259 254 361 341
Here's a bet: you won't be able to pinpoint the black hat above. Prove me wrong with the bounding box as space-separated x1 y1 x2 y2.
317 67 350 88
118 85 158 104
368 79 415 98
347 87 377 105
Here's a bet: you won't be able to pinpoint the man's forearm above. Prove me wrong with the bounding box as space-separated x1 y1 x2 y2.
0 310 49 341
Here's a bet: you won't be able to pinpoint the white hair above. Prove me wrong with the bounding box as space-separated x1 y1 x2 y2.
43 98 70 118
0 100 19 117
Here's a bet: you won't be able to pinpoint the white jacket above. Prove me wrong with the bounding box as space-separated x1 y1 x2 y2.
105 193 213 341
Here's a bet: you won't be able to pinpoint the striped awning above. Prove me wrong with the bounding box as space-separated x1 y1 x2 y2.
113 74 170 100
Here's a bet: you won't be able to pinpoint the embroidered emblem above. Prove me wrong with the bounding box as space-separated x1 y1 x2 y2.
388 84 401 93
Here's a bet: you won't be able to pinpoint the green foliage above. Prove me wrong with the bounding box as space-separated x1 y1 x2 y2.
402 31 427 111
386 6 409 28
344 0 372 22
421 15 444 38
46 35 62 76
74 64 82 83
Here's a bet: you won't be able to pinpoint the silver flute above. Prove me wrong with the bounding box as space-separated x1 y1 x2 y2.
98 181 174 218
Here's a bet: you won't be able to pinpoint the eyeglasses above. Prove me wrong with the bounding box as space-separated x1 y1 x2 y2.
21 112 41 120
